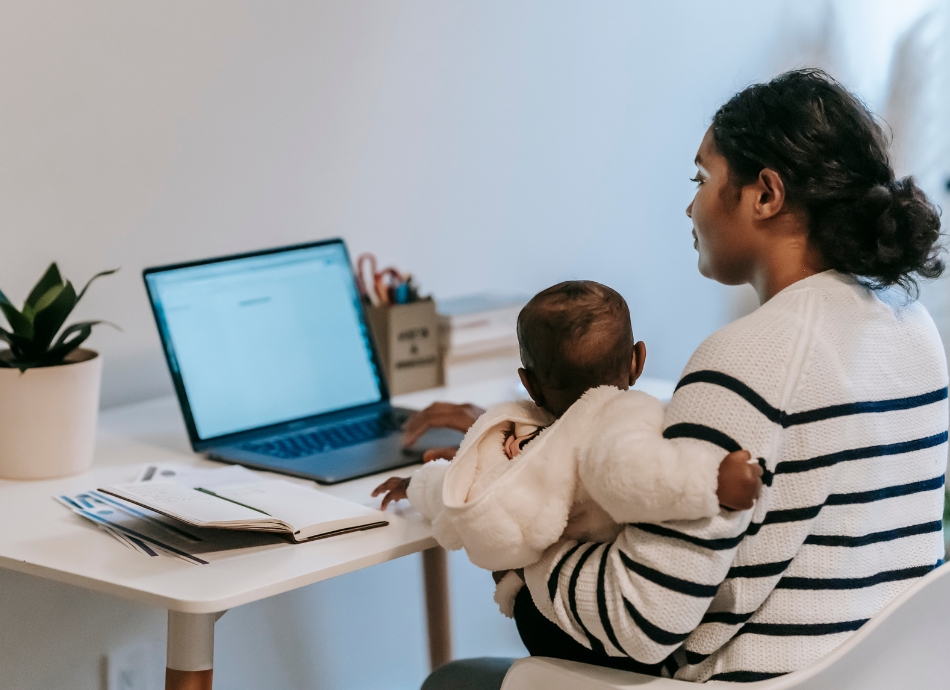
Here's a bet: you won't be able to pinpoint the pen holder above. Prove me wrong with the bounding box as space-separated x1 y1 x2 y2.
365 299 446 395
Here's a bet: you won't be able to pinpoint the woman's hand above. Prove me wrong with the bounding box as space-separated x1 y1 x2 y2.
422 447 458 462
402 402 485 447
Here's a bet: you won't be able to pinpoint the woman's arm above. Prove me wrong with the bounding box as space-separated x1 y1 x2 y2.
521 354 783 664
524 503 752 664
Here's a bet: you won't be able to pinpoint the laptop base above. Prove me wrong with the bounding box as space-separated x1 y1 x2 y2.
206 419 464 484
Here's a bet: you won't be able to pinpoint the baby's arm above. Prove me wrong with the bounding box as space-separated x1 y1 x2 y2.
372 444 459 510
578 391 761 524
372 459 451 519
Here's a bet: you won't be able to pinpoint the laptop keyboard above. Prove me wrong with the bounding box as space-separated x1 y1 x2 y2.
238 415 404 460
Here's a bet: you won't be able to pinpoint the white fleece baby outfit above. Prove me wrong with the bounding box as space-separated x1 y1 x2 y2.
405 385 725 615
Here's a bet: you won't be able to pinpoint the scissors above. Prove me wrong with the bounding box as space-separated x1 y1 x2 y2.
355 253 409 306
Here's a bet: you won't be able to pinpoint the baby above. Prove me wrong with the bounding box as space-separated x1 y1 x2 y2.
374 281 760 614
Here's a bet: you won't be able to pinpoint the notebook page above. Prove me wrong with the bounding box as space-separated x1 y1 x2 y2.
102 482 269 525
214 480 380 534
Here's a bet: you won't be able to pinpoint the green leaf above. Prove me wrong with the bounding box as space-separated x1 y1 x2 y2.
0 301 32 337
29 283 66 317
0 324 15 348
76 268 119 304
0 325 31 362
49 320 117 351
42 325 94 363
25 263 64 310
0 346 16 368
30 280 77 352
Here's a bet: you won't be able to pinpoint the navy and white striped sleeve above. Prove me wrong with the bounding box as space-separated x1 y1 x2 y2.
523 509 754 664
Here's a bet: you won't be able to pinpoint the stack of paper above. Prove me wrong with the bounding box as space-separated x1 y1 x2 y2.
56 464 387 564
438 293 526 361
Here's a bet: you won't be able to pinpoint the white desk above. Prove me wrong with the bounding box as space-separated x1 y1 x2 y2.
0 375 522 689
0 374 673 689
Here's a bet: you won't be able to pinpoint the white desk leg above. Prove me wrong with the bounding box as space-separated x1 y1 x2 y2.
165 611 225 690
422 546 452 670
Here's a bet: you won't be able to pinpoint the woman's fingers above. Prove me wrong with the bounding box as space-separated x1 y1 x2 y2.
402 403 465 444
423 447 458 463
402 402 485 447
402 403 459 438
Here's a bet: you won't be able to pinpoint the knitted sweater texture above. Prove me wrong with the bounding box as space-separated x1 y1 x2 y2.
523 270 949 682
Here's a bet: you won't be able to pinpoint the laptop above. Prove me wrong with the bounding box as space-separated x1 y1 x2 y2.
143 239 463 484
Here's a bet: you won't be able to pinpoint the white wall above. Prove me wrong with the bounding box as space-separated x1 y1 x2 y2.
5 2 925 689
0 0 788 410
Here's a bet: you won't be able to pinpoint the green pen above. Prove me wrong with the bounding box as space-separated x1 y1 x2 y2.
194 487 271 516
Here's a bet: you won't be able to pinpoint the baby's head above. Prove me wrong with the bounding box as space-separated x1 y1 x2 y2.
516 280 646 418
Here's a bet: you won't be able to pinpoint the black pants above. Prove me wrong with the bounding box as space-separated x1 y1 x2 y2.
512 586 667 676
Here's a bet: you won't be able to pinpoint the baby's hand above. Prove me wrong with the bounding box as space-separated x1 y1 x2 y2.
716 450 762 510
372 476 411 510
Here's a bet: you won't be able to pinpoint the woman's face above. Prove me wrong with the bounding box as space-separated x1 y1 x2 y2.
686 128 759 285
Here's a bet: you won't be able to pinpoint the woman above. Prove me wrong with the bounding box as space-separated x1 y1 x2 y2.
413 69 947 687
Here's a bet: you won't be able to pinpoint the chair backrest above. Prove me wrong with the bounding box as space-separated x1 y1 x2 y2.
502 562 950 689
764 561 950 689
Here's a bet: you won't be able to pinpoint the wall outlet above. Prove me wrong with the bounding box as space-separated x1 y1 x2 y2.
106 642 151 690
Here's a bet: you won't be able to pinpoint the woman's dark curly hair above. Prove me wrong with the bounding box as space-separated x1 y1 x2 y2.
712 68 943 295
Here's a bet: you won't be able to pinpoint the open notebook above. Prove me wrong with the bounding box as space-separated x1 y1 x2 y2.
99 471 387 543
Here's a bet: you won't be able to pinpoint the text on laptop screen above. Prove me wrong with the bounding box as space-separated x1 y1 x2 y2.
146 244 384 440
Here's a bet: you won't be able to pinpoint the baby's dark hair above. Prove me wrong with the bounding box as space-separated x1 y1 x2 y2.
712 68 943 295
517 281 634 395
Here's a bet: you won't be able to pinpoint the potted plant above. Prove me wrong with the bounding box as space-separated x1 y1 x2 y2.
0 264 116 479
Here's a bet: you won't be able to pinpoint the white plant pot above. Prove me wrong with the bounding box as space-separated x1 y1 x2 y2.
0 348 102 480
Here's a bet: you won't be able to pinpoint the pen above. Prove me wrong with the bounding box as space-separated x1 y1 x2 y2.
194 487 271 516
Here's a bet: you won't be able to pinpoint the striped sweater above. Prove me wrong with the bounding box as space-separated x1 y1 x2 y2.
523 270 949 682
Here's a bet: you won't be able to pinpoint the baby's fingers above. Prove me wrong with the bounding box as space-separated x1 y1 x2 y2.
724 449 752 464
372 477 405 497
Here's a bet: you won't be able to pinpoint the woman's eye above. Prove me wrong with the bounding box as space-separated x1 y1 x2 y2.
690 176 704 185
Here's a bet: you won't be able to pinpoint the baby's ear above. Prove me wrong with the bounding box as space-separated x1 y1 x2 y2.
518 367 546 408
629 341 647 386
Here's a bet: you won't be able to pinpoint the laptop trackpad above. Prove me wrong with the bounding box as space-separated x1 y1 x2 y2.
295 428 464 484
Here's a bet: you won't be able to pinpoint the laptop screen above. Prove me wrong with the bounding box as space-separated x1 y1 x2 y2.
145 242 385 441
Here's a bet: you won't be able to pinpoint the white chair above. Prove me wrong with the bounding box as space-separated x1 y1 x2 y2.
501 562 950 689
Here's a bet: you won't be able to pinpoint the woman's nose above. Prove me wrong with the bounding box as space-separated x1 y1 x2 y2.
686 201 693 218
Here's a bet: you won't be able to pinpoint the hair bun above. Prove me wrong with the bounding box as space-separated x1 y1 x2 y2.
855 176 943 289
863 183 894 212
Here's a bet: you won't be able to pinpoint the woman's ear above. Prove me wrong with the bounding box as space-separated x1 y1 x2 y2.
629 341 647 386
752 168 787 220
518 368 546 408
